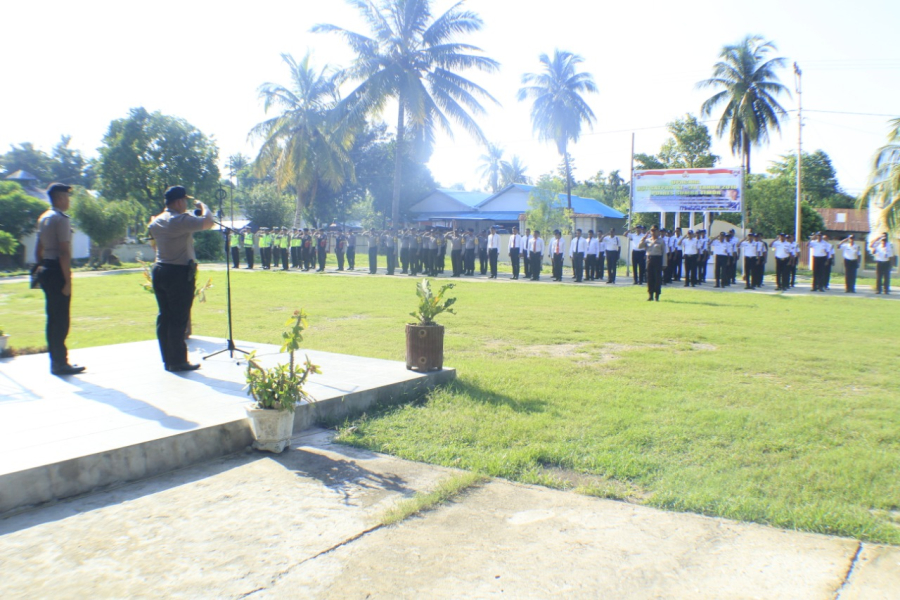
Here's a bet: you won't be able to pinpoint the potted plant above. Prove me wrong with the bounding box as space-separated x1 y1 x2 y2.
244 309 321 453
0 327 8 353
406 278 456 372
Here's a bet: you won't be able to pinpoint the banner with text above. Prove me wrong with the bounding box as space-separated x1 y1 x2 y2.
633 168 743 213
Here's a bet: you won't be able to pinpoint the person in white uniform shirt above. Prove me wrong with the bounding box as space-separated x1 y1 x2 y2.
681 230 699 287
549 230 566 281
528 230 544 281
486 226 500 278
838 235 861 293
823 234 835 290
808 232 831 292
569 229 587 282
697 230 710 284
870 233 893 294
629 225 646 285
786 234 799 288
603 228 621 283
738 233 759 289
672 227 684 281
770 233 792 291
508 226 524 279
585 230 600 281
710 232 731 288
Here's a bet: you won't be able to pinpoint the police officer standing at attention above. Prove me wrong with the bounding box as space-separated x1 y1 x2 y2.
603 228 621 284
549 230 565 281
508 226 523 279
35 183 85 375
569 229 587 282
629 225 646 285
486 226 500 278
838 235 861 293
147 185 214 371
640 226 666 301
243 227 255 269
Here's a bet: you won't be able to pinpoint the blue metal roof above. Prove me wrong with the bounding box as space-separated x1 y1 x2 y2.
479 184 625 218
414 211 522 222
436 189 490 208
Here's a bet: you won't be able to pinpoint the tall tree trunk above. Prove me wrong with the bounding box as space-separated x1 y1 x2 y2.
564 144 572 210
392 104 406 229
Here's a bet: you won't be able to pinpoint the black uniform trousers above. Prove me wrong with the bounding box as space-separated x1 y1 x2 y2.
844 258 859 292
684 254 698 286
632 250 645 283
585 255 596 280
317 247 326 271
572 252 584 282
606 250 619 283
400 247 410 273
488 248 498 277
386 248 396 275
753 256 765 288
244 247 254 269
698 252 708 282
39 260 71 368
336 251 345 271
347 248 356 270
530 253 542 280
523 250 530 278
775 258 790 290
714 255 728 286
552 253 564 281
451 249 463 276
464 248 475 275
409 249 420 275
231 245 240 269
647 255 663 299
875 261 891 293
597 252 605 280
151 262 194 367
509 248 521 278
479 248 488 274
743 257 757 288
812 256 828 291
673 250 683 280
368 247 378 274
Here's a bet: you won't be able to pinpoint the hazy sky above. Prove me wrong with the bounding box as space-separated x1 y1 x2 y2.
3 0 898 197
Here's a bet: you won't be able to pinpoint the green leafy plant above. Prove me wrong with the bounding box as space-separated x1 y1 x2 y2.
139 259 213 302
245 309 321 411
410 278 457 326
0 326 6 336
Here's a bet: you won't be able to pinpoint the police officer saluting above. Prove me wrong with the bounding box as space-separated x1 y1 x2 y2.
35 183 85 375
147 185 214 372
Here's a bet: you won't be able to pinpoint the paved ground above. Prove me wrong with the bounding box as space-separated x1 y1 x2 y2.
1 429 896 599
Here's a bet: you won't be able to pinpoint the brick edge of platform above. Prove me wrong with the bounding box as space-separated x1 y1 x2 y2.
0 367 456 516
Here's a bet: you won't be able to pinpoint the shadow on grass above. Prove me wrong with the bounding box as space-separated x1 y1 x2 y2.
661 298 732 308
448 378 547 414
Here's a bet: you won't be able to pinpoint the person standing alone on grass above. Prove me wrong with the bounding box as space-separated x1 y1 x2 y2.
147 185 214 372
35 183 85 375
640 226 666 301
871 233 893 294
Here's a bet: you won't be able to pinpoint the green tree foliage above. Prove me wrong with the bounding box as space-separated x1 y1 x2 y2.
768 150 855 208
315 0 499 227
70 189 137 266
0 181 47 240
698 35 789 173
50 136 95 188
518 50 597 209
743 175 824 237
193 230 226 261
526 175 572 235
635 114 719 171
239 183 294 229
500 155 531 187
251 53 353 227
861 117 900 233
477 144 504 193
98 107 220 216
0 143 53 182
0 230 18 255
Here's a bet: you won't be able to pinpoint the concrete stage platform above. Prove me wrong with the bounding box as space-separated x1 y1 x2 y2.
0 337 454 515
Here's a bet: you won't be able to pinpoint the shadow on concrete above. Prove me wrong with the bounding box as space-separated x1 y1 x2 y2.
68 379 199 431
0 451 262 535
0 369 41 402
277 448 412 505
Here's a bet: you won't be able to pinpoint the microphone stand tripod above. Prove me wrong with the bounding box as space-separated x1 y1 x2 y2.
205 186 249 362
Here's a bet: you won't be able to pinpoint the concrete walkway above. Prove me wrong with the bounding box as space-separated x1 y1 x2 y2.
1 429 896 599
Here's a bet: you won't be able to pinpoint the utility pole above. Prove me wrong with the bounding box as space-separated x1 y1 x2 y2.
794 62 803 242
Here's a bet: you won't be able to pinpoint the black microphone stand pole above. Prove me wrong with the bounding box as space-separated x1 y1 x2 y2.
205 184 249 361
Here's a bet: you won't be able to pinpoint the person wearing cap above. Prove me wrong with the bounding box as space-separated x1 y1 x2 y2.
870 233 893 294
463 228 476 276
478 229 489 275
697 229 710 284
639 226 666 301
823 234 835 290
603 228 621 284
754 234 768 288
629 225 646 285
739 233 759 289
726 230 738 285
771 233 791 291
147 185 214 372
786 234 799 287
808 232 831 292
528 229 544 281
569 229 587 282
242 227 255 269
280 227 291 270
710 232 731 288
549 230 565 281
35 183 85 375
838 235 861 293
229 226 241 270
682 230 699 287
672 227 684 282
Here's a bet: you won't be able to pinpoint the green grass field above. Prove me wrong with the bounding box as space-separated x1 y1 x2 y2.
1 269 898 543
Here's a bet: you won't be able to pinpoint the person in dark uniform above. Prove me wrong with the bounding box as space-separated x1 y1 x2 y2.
449 230 463 276
409 230 421 276
528 230 544 280
569 229 586 282
243 227 255 269
487 226 500 278
335 230 347 271
35 183 85 375
399 229 410 274
463 229 476 276
603 228 621 283
383 229 396 275
549 230 565 281
147 185 214 371
478 230 488 275
640 226 666 301
316 230 328 272
347 231 357 270
522 227 531 279
367 229 379 274
508 226 522 279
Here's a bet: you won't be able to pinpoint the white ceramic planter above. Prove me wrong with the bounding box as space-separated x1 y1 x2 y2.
246 407 295 453
0 335 9 353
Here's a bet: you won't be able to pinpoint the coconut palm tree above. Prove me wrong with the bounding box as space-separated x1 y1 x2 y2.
697 35 789 174
250 53 355 227
518 50 597 209
477 143 504 193
500 155 530 187
860 117 900 234
313 0 499 227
